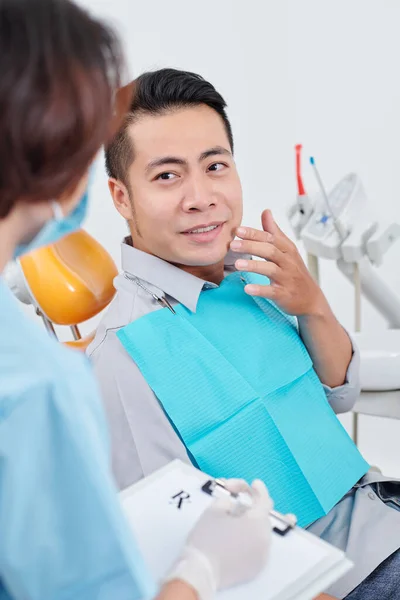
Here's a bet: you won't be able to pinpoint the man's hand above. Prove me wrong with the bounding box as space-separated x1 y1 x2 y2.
231 209 353 389
230 209 325 318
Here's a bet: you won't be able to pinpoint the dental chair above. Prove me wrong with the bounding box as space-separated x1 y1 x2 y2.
353 331 400 423
6 229 118 351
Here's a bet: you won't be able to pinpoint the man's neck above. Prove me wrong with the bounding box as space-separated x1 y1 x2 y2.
174 260 226 285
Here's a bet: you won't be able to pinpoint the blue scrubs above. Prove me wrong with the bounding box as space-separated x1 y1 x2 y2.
0 280 157 600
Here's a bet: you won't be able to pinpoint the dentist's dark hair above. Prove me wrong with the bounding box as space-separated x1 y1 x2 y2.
105 68 234 186
0 0 129 219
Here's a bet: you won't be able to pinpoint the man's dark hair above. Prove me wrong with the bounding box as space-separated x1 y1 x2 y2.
0 0 125 219
105 68 234 186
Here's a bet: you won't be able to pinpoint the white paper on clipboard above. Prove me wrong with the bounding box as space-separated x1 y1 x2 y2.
120 460 352 600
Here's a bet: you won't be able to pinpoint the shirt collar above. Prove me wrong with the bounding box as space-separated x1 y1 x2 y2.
120 237 246 313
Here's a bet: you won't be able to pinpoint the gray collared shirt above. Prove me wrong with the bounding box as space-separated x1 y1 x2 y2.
88 239 361 491
88 241 400 598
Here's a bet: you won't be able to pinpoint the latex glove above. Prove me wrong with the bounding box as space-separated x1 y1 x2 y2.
165 479 273 600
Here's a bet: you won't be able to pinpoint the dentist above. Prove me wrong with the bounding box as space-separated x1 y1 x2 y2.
0 1 272 599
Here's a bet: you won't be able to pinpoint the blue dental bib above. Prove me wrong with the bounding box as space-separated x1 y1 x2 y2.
118 272 368 526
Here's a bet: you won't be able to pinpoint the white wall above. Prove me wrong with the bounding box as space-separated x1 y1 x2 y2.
80 0 400 330
73 0 400 475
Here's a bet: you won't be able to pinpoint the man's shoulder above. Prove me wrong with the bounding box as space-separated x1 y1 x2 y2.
86 287 150 395
87 275 141 359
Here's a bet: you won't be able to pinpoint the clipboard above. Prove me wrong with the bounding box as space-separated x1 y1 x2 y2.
120 460 353 600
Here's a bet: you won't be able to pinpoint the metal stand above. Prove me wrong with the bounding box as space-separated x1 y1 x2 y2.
36 309 82 344
307 253 320 283
353 262 361 445
36 308 58 339
70 325 81 340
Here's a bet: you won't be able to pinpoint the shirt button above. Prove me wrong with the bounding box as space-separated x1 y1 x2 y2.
368 492 376 500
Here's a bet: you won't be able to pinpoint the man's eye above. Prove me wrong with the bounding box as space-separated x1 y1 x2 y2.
156 172 176 181
208 162 226 172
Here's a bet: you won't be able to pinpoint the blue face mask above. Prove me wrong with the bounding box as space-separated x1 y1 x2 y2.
14 188 89 259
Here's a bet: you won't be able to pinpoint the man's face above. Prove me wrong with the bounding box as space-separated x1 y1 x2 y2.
121 105 243 266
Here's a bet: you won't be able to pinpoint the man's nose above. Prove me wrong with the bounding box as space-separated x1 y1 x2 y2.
182 175 216 212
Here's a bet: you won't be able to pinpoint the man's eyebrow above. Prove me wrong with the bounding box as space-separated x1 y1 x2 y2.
199 146 232 161
146 156 187 173
145 146 231 173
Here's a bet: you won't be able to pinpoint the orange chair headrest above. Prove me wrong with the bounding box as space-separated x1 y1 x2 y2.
19 229 118 325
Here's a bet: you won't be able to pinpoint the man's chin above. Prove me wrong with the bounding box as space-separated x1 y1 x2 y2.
171 249 228 268
176 235 236 266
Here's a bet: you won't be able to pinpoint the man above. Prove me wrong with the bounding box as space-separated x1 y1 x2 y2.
88 69 400 599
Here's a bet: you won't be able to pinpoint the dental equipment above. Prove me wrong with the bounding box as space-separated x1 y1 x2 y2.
288 146 400 444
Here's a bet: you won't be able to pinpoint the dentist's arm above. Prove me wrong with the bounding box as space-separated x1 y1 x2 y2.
231 210 352 388
157 577 337 599
157 584 336 600
157 581 197 600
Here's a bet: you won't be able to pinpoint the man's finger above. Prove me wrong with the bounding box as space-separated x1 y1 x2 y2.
231 240 286 265
261 210 294 253
236 225 273 244
235 222 294 255
261 209 280 236
244 282 282 300
235 258 282 282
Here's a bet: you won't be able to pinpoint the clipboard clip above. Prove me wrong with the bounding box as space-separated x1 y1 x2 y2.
201 479 297 536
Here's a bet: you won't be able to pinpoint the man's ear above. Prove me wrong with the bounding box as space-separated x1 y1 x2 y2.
108 178 134 220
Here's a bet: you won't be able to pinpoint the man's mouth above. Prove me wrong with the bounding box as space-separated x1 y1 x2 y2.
184 224 219 234
181 222 224 242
